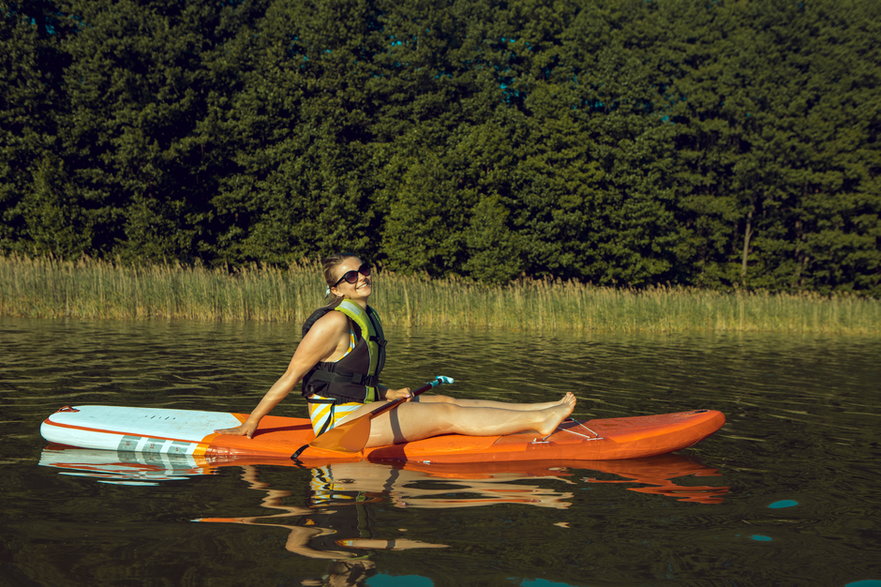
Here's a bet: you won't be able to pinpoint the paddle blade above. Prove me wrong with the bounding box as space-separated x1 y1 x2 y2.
308 416 372 453
305 376 455 455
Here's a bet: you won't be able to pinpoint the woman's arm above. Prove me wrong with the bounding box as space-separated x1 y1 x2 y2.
216 312 349 437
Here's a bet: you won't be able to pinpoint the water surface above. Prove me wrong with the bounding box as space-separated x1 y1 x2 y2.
2 317 879 585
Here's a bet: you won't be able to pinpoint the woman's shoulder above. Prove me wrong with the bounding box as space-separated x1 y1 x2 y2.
308 307 350 333
302 305 349 335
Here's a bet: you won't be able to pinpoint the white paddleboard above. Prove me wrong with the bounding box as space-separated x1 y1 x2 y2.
41 405 241 456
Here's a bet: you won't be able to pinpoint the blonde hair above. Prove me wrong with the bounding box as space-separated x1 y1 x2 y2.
321 252 361 306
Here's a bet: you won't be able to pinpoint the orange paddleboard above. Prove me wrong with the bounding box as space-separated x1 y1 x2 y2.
41 405 724 463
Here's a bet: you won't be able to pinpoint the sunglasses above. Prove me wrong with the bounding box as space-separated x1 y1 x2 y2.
331 263 371 288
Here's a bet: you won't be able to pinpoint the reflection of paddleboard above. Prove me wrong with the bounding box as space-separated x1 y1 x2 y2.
41 405 725 463
38 445 729 504
37 445 207 486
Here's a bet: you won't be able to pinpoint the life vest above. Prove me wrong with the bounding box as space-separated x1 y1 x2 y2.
300 300 387 404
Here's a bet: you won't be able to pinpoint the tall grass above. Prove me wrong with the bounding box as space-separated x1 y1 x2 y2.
2 255 879 334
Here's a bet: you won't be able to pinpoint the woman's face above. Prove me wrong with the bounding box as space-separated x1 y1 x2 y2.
329 257 372 302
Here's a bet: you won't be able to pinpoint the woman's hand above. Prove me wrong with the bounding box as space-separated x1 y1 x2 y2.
215 421 258 438
384 387 412 401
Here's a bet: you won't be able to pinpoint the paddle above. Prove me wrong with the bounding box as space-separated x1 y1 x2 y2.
291 375 454 460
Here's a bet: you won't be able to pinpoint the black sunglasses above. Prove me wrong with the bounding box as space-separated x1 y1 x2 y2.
331 263 371 288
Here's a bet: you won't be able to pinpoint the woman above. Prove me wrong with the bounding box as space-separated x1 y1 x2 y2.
217 253 576 446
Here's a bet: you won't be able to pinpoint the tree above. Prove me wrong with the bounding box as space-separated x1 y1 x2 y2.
0 0 70 253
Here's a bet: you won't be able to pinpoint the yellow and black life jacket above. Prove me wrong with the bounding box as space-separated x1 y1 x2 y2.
300 300 387 404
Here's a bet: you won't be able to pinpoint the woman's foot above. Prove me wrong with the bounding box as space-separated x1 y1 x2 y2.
557 392 575 406
536 394 577 436
528 392 577 411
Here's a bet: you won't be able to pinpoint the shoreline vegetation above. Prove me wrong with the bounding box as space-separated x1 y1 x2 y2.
1 255 878 335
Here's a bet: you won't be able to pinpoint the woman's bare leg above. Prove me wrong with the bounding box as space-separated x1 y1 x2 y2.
419 392 575 411
335 393 576 427
362 394 576 447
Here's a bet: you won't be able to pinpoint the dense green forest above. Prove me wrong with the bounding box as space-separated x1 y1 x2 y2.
2 0 879 294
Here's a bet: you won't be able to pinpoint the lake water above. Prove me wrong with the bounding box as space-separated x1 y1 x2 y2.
2 317 880 586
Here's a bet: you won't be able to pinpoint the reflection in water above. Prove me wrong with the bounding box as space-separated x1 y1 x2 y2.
39 446 728 508
577 455 729 504
37 446 206 486
38 444 728 585
39 444 727 516
197 464 449 561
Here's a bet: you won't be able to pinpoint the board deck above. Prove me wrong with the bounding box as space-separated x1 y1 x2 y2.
41 405 725 463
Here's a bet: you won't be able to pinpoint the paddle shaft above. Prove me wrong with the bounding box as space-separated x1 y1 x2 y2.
361 379 436 421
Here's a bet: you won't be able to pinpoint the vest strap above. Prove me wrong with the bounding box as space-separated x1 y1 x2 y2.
310 363 380 389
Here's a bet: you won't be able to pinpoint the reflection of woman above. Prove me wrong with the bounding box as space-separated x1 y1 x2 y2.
310 461 574 510
218 253 576 445
200 466 446 561
301 559 376 587
201 465 447 586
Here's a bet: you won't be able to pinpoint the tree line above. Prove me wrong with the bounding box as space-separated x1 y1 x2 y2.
2 0 879 295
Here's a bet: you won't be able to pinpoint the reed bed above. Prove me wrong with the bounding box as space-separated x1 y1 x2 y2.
2 255 879 334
